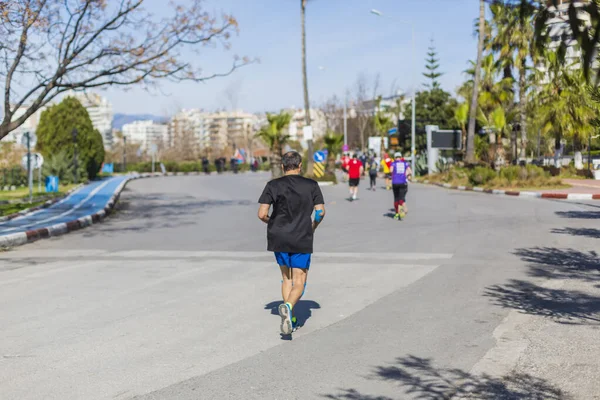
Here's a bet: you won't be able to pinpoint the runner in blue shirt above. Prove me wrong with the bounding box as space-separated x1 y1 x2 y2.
390 152 412 220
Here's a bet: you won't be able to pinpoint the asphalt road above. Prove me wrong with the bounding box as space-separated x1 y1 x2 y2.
1 172 598 399
0 176 128 236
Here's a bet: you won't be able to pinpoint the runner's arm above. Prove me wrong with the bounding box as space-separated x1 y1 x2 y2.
406 166 413 181
258 204 270 224
312 204 325 232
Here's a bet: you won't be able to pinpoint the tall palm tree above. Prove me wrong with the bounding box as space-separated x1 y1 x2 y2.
454 103 469 155
466 0 486 164
301 0 314 176
488 1 536 159
256 112 292 178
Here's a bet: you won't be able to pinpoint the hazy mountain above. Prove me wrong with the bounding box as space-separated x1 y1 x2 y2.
112 113 168 130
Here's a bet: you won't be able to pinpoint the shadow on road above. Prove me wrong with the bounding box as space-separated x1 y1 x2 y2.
555 210 600 219
80 189 253 237
484 279 600 325
551 227 600 239
323 355 569 399
515 247 600 282
264 299 321 328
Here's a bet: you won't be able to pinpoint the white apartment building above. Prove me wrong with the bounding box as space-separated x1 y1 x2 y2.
285 108 327 143
169 110 259 155
4 105 47 146
122 120 168 152
545 0 590 66
67 91 114 148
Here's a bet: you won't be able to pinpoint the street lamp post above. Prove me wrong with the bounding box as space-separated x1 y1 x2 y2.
72 128 78 184
371 9 416 173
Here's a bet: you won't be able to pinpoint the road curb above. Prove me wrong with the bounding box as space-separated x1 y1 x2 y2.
0 173 161 249
414 179 600 201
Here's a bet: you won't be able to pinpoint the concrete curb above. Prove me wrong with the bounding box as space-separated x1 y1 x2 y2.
414 179 600 201
0 183 85 223
0 173 162 249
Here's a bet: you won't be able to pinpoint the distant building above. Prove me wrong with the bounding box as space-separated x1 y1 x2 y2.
122 120 168 152
545 0 591 67
4 105 47 146
169 110 259 156
285 108 327 143
66 91 114 148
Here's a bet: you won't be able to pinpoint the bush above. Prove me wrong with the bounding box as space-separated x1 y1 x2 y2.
36 97 105 180
42 150 88 184
469 166 497 186
500 166 520 183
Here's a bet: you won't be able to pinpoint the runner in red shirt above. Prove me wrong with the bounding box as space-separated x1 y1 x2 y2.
347 154 363 201
341 153 350 182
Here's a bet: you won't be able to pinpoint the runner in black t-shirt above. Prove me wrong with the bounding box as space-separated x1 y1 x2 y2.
258 151 326 335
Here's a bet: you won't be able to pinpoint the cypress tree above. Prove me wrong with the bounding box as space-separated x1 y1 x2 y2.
423 39 443 90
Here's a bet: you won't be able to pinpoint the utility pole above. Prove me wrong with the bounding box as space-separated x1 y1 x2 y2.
343 92 348 147
26 132 32 203
72 128 79 184
123 135 127 171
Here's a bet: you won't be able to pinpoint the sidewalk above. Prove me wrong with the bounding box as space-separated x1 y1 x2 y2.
415 178 600 200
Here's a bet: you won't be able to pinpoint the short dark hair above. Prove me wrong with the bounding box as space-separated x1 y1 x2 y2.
282 151 302 171
352 153 358 159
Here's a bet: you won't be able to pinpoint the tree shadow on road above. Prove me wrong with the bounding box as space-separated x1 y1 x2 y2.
80 190 253 237
551 227 600 239
514 247 600 282
484 279 600 325
323 355 570 399
555 210 600 219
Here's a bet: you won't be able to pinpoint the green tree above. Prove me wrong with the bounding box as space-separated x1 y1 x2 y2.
454 103 469 155
423 39 443 90
36 97 105 180
323 132 343 174
256 112 292 178
488 0 536 158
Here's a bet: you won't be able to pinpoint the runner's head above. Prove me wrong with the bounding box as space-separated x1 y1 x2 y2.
394 152 402 159
352 154 358 159
282 151 302 174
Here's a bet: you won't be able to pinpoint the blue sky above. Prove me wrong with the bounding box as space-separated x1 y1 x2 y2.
104 0 479 116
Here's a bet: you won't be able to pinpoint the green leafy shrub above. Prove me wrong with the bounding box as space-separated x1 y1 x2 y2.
469 166 497 186
500 166 520 183
36 97 105 180
42 150 88 184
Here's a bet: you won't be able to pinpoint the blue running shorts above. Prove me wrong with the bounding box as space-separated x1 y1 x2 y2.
274 252 311 269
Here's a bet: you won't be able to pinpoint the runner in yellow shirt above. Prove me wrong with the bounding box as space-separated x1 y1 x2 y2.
380 153 393 190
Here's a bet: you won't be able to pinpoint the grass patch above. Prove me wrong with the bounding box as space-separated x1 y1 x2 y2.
0 183 77 201
0 199 48 217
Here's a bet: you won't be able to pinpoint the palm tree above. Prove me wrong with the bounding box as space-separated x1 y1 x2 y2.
454 103 469 156
301 0 314 177
488 1 536 159
256 112 292 178
323 132 343 174
466 0 486 164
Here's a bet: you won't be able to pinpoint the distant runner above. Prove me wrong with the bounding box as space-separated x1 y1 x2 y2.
390 152 412 220
368 156 378 191
341 153 350 182
347 154 363 201
381 153 393 190
258 151 326 335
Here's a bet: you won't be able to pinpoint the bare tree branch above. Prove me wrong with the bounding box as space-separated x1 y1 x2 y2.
0 0 250 141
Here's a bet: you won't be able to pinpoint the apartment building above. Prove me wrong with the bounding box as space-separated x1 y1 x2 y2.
545 0 591 66
285 108 327 142
122 120 168 152
67 91 114 148
3 105 47 146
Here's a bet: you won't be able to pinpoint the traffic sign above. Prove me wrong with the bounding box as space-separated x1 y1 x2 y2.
21 153 44 169
303 125 313 141
313 162 325 178
387 127 398 135
313 151 326 163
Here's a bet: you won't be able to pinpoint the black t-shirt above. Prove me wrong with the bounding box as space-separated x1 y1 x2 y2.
258 174 324 254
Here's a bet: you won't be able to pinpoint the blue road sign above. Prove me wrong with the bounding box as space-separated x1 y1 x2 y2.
313 151 326 163
387 127 398 135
